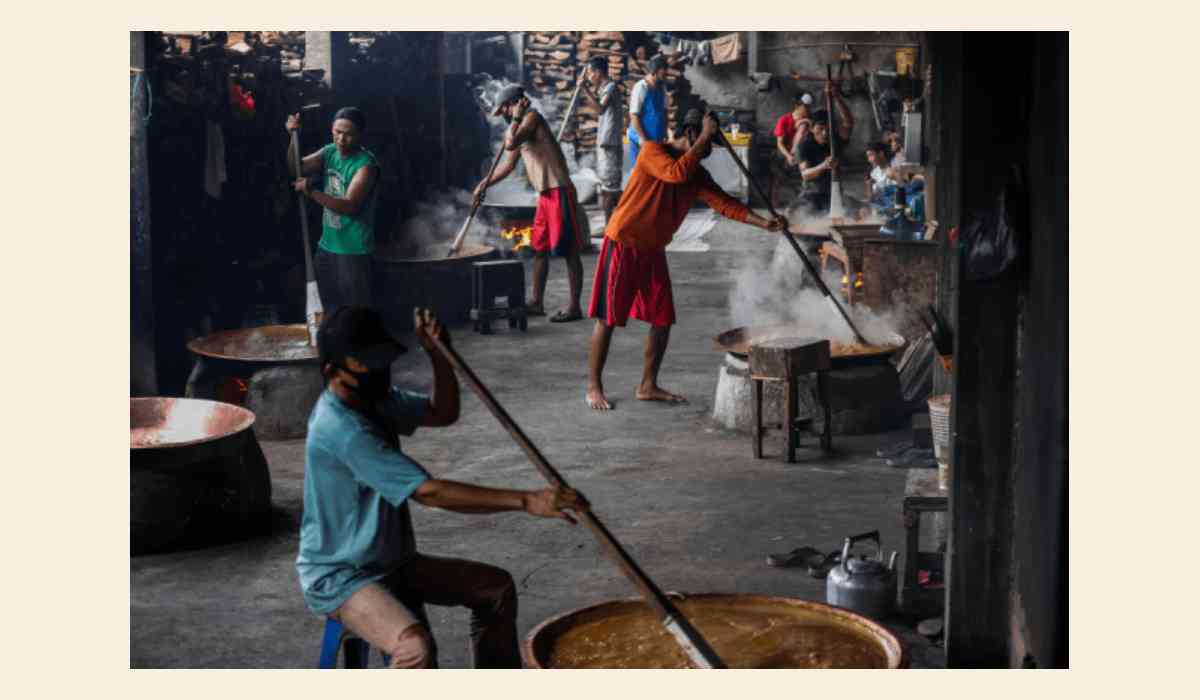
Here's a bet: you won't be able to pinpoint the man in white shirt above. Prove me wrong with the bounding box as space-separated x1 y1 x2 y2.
626 55 668 166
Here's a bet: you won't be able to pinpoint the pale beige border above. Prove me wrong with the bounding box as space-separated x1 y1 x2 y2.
12 2 1141 695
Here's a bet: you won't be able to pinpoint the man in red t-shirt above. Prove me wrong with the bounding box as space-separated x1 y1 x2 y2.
774 93 813 168
769 94 813 208
585 110 787 410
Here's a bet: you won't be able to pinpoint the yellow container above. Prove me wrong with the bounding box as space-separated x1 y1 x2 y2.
896 48 917 77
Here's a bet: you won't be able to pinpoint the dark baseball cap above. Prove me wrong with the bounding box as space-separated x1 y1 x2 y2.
317 306 407 370
492 84 526 116
680 108 705 131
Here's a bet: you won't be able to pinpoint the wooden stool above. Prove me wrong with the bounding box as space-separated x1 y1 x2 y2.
901 468 948 618
749 337 833 462
471 259 528 334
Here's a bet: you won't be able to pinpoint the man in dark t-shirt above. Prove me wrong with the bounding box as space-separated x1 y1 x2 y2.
797 81 855 214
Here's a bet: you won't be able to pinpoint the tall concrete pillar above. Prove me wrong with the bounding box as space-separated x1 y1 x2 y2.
304 31 350 93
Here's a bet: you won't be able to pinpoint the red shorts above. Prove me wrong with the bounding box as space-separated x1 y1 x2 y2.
587 236 676 327
531 185 583 256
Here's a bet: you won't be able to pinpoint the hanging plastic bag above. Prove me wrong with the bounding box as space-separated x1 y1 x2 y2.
962 164 1028 280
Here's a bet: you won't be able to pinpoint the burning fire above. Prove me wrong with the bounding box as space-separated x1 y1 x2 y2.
501 226 532 251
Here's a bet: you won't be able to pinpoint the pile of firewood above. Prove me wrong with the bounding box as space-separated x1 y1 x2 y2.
523 31 695 157
572 31 628 151
524 32 581 139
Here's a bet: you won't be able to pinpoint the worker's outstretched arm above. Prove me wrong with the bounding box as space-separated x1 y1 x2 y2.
412 479 587 522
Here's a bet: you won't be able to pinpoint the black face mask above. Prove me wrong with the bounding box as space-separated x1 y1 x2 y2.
338 365 391 401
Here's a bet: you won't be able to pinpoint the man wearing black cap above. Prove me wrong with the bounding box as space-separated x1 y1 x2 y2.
585 110 787 410
627 55 669 165
286 107 380 315
296 306 587 668
473 84 584 323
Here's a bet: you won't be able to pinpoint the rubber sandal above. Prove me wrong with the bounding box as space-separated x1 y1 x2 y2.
766 546 823 569
526 306 547 317
549 310 583 323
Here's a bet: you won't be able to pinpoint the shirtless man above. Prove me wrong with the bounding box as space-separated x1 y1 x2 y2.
474 84 584 323
585 110 787 410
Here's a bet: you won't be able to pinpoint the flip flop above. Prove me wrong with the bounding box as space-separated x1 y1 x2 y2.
526 306 547 317
766 546 823 569
549 310 583 323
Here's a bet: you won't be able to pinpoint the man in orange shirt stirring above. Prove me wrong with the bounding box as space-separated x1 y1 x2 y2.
586 109 787 410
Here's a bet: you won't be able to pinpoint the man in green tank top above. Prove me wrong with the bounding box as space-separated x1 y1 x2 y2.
287 107 380 315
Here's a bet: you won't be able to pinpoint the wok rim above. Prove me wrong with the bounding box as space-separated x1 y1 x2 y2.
130 397 256 452
520 592 909 669
186 324 319 364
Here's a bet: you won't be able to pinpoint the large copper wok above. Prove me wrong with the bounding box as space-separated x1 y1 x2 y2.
714 324 905 368
523 593 907 669
130 397 256 469
187 324 318 364
130 397 271 555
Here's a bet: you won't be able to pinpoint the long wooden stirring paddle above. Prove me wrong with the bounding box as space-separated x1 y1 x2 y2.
711 122 869 345
428 333 727 669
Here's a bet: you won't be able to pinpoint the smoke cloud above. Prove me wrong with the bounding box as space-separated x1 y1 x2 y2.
728 208 908 345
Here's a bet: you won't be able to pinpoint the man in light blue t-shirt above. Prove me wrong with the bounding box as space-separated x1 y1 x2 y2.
297 306 587 668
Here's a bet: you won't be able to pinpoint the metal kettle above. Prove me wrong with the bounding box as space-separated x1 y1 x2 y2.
825 530 898 620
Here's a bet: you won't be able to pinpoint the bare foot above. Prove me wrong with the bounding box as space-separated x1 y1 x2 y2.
636 385 687 403
586 385 613 410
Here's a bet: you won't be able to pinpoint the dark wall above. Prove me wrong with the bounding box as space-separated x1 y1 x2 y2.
929 31 1068 668
131 32 156 396
1010 31 1068 669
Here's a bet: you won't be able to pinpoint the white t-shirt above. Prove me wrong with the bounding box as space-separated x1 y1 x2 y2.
869 165 896 194
629 79 649 114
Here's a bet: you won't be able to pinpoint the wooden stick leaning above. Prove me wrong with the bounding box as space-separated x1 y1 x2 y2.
711 127 869 345
556 73 586 144
825 64 846 219
290 128 323 346
447 143 506 258
428 334 727 669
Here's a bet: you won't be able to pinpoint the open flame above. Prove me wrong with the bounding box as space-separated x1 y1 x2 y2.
501 226 532 252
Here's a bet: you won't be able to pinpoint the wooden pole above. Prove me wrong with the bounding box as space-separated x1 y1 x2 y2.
429 335 727 669
712 128 868 344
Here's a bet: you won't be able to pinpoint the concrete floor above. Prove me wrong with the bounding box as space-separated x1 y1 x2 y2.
130 211 945 669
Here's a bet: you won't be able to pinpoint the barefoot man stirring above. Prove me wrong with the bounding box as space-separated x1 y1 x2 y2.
586 109 787 410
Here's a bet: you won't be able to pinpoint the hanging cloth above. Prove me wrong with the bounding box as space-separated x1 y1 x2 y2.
711 33 742 64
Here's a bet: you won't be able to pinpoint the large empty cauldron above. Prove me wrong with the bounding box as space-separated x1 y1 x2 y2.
130 397 271 555
374 244 497 332
523 593 907 669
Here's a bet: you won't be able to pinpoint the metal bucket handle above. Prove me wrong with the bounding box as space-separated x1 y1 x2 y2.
840 530 882 575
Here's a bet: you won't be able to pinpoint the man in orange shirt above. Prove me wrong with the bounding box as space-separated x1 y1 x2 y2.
586 109 787 410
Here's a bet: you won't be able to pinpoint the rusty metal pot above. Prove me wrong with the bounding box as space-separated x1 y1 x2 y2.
522 593 907 669
373 244 497 331
714 325 905 369
130 397 271 555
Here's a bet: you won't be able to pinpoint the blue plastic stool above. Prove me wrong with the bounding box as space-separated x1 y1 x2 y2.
319 618 391 669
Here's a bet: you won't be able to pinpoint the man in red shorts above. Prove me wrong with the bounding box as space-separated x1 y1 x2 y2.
586 109 787 410
474 84 584 323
